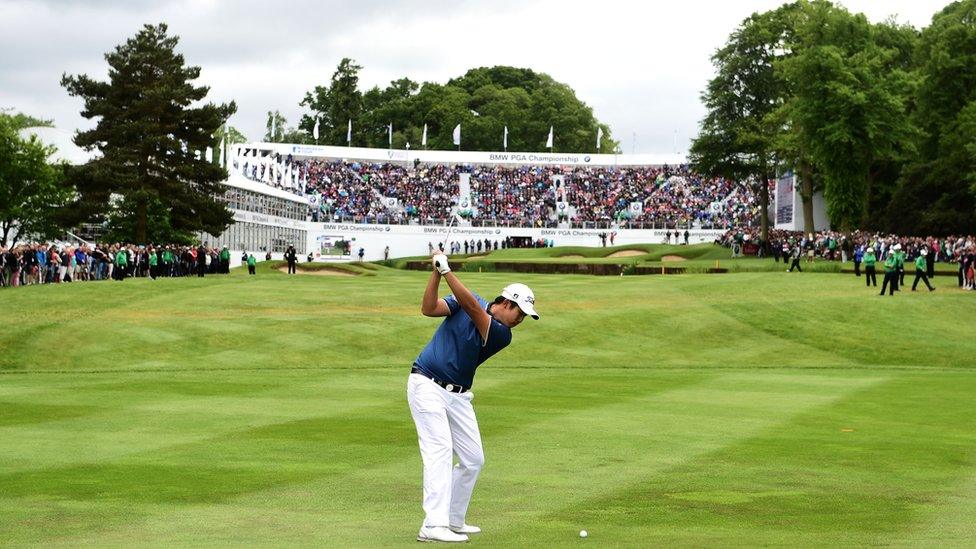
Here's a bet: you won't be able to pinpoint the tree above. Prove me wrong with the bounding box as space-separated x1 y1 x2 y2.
214 125 247 167
61 23 237 244
0 114 73 246
690 5 796 241
0 109 54 130
297 63 618 153
776 1 918 232
887 0 976 234
264 111 288 143
299 58 363 146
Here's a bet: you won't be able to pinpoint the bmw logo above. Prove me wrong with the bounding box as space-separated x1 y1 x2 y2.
495 229 501 234
385 226 391 232
583 156 591 162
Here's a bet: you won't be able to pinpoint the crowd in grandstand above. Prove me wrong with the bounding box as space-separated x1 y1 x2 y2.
237 155 759 229
0 242 264 288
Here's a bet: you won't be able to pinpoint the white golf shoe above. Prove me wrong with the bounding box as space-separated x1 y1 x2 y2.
449 524 481 534
417 525 468 543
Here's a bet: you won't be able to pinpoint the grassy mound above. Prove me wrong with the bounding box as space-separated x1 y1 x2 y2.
395 244 961 277
258 260 375 276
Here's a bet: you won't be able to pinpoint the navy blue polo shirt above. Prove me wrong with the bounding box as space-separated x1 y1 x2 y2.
413 293 513 388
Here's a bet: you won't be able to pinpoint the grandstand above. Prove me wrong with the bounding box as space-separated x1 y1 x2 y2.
225 143 760 261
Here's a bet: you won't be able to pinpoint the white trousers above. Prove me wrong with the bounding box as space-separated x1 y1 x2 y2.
407 373 484 528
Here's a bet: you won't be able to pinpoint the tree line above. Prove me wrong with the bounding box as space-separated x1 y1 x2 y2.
268 61 619 154
690 0 976 239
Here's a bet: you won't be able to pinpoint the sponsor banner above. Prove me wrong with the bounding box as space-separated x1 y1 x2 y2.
306 222 722 261
232 210 303 229
775 173 795 226
254 143 684 167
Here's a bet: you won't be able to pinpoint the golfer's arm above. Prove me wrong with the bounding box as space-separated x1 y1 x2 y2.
441 272 490 339
421 271 450 317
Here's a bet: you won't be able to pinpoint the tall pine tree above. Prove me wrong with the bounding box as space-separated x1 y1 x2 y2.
61 23 236 244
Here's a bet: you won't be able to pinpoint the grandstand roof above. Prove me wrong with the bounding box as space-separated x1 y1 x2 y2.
242 143 686 168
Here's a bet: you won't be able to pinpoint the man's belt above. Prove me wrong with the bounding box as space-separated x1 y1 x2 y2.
411 367 469 393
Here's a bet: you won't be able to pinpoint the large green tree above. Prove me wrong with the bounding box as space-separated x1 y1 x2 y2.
61 23 236 244
299 63 617 153
694 0 922 236
776 0 917 232
690 5 796 241
887 0 976 235
299 58 363 146
0 114 73 246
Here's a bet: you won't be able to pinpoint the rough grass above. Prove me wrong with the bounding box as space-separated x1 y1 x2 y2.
1 266 974 546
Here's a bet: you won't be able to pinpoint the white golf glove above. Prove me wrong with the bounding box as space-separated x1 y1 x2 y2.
432 253 451 274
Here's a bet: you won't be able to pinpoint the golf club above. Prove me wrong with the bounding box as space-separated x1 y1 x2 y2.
441 212 463 254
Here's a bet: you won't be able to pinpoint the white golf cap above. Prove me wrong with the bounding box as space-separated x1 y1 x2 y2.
501 283 539 320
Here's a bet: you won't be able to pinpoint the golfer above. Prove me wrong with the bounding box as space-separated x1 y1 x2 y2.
408 252 539 543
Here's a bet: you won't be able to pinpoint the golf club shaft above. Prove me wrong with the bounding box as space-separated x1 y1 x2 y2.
442 214 458 252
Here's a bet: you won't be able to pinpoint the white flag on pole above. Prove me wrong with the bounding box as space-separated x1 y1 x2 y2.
597 127 603 151
388 123 393 146
205 146 213 163
271 115 277 141
313 116 320 140
347 119 352 143
422 123 427 147
503 126 508 149
452 124 461 146
546 126 553 149
218 137 225 168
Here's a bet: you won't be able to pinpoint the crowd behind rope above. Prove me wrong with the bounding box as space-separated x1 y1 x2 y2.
0 243 266 288
717 228 976 290
239 156 760 228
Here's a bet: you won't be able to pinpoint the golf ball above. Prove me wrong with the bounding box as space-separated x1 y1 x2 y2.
579 530 588 538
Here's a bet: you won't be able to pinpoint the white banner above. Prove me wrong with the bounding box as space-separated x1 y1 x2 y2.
275 143 684 167
305 222 723 261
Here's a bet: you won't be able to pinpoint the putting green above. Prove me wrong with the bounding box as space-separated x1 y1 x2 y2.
1 258 974 546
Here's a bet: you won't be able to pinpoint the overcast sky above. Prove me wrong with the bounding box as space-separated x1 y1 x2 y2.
0 0 951 154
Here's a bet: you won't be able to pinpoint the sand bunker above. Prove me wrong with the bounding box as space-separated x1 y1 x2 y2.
277 266 356 276
465 255 488 259
559 254 587 259
607 250 646 258
661 255 687 262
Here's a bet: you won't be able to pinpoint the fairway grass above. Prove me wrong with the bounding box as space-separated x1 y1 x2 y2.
2 263 975 546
